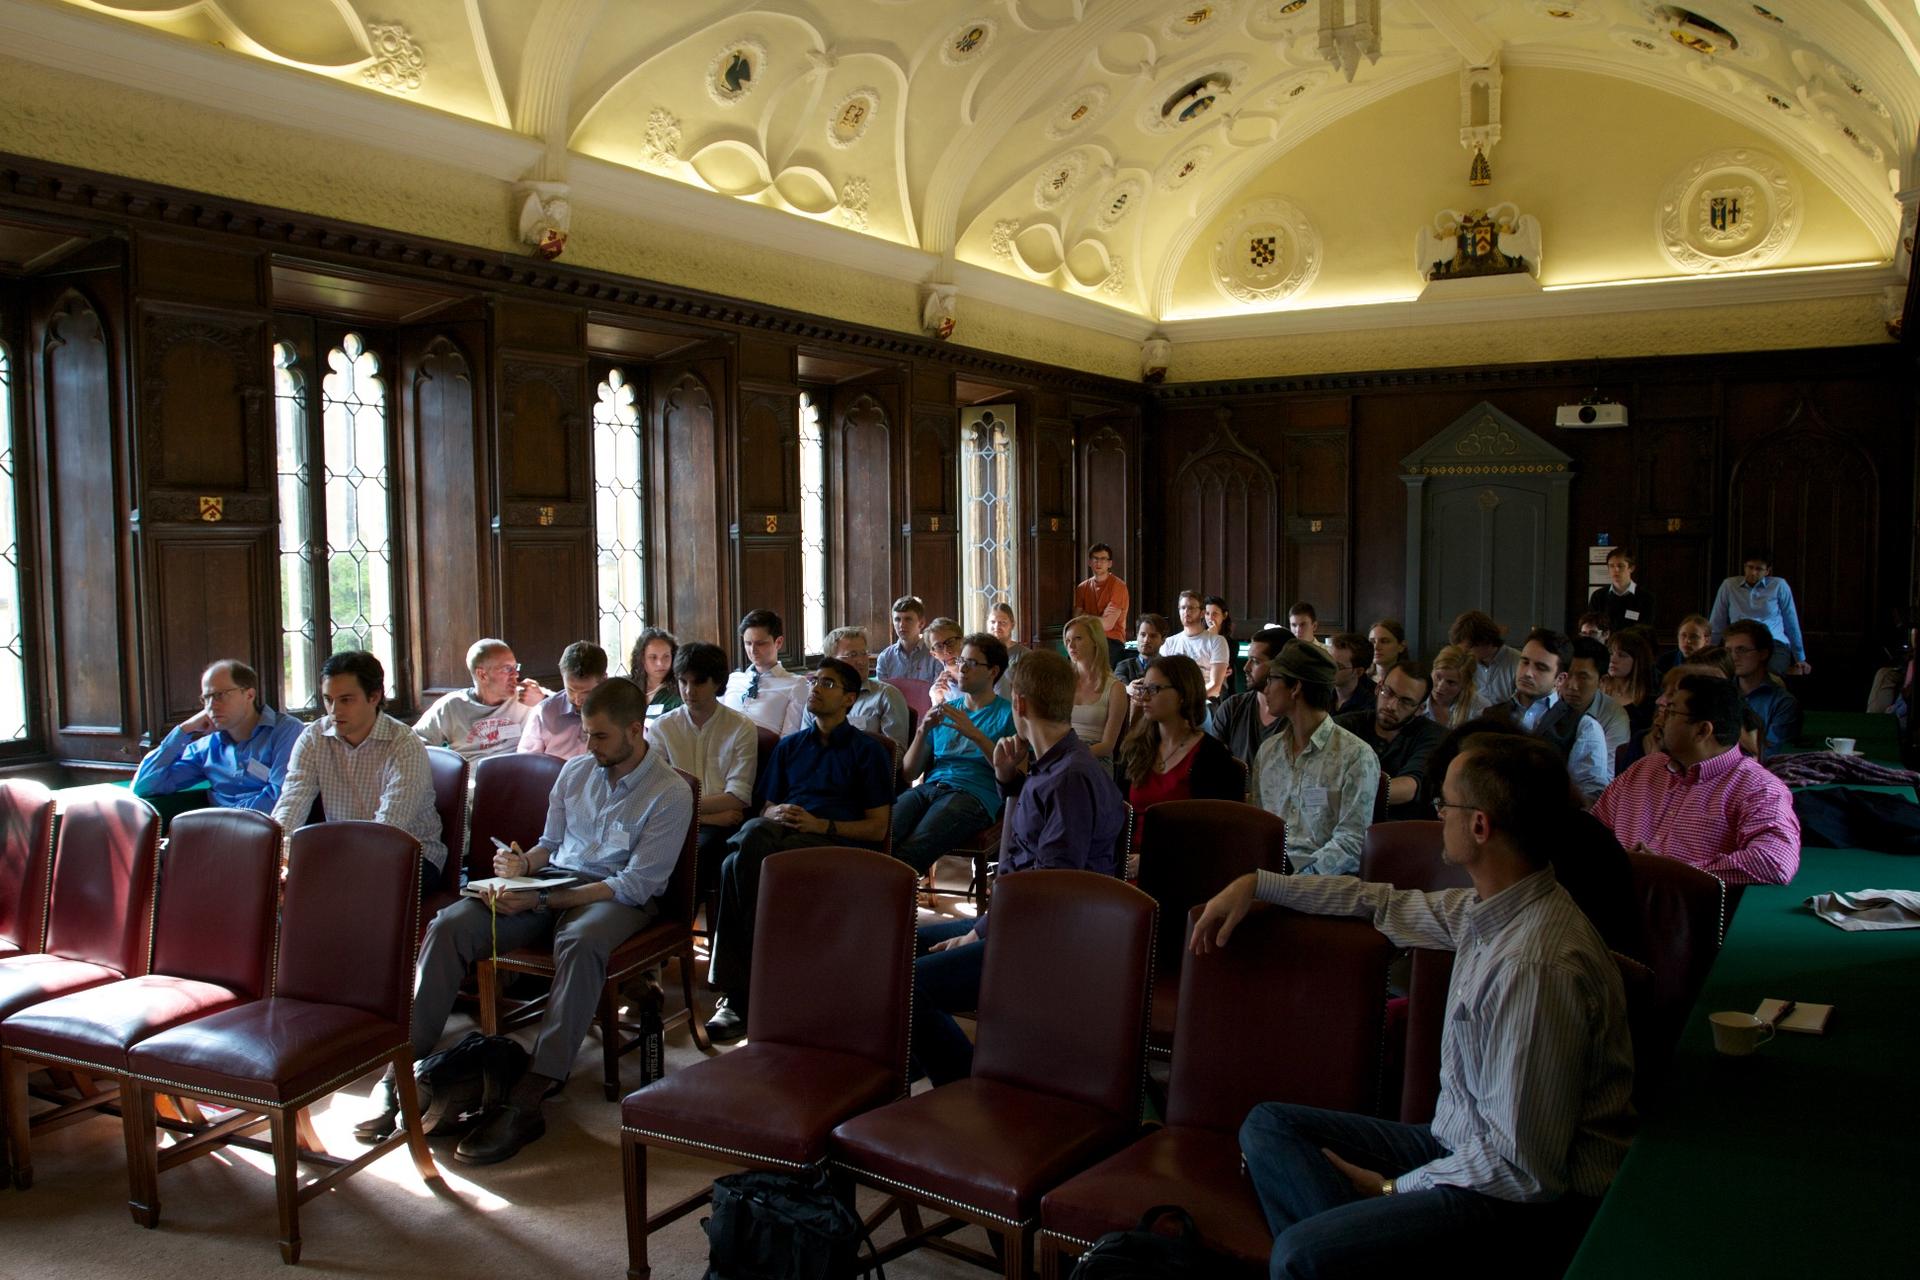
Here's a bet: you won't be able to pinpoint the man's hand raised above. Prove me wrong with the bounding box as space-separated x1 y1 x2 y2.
991 735 1027 784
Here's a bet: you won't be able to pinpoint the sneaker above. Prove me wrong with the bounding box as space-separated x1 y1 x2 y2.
704 995 747 1045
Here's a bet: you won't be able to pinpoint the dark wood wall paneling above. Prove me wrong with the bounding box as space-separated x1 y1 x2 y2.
1029 393 1078 647
652 348 731 649
735 336 802 663
401 322 489 695
902 364 957 630
1147 350 1914 706
1076 404 1141 634
831 375 905 639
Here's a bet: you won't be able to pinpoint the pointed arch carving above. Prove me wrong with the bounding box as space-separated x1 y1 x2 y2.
1168 410 1278 626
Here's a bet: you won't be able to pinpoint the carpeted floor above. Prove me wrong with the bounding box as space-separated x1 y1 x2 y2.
0 894 998 1279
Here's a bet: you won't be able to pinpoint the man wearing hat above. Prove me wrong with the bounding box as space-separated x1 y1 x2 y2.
1250 640 1380 876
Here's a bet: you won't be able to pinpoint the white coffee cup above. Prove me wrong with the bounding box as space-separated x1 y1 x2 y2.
1709 1011 1775 1056
1825 737 1857 754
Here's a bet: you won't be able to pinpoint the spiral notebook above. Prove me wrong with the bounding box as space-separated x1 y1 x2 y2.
1754 999 1833 1035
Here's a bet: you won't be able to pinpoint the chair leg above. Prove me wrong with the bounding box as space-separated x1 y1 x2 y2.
1038 1240 1059 1280
476 958 500 1036
600 981 623 1103
293 1107 323 1153
3 1048 30 1190
622 1133 650 1280
680 943 712 1053
120 1080 160 1228
391 1054 440 1185
268 1109 302 1265
1001 1223 1031 1280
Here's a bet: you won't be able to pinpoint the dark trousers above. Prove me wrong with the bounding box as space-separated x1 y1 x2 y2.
695 823 731 917
709 816 861 1003
1239 1103 1598 1280
909 917 985 1085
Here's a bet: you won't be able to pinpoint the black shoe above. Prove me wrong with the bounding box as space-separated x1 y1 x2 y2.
452 1102 545 1165
420 1073 484 1137
352 1075 399 1144
479 1036 531 1112
704 996 747 1045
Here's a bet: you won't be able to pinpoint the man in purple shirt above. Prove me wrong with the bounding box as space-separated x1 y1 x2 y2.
518 640 607 761
908 648 1126 1083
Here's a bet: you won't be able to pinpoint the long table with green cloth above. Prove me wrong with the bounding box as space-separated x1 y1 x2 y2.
1565 845 1920 1277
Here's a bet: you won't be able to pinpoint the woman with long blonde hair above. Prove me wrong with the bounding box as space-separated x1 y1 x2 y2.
1063 613 1128 758
1425 643 1486 728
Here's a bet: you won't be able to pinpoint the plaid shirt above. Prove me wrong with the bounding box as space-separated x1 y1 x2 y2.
272 712 448 871
1591 747 1800 885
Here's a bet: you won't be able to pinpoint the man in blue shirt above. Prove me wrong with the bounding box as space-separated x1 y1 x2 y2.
131 660 303 813
891 632 1017 874
1710 550 1809 676
908 649 1126 1083
705 657 894 1044
1725 621 1802 754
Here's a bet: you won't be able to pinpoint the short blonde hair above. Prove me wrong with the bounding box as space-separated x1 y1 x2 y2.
924 617 963 646
1063 614 1114 688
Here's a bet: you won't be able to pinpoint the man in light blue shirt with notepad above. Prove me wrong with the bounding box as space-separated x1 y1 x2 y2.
371 676 693 1167
131 659 303 813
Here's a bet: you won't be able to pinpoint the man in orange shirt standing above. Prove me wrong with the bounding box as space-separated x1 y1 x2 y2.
1074 543 1132 667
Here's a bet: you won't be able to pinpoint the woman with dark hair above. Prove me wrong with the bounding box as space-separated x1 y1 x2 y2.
629 626 682 716
1119 653 1245 864
1367 618 1407 684
1202 595 1243 694
1603 625 1659 742
1423 717 1640 959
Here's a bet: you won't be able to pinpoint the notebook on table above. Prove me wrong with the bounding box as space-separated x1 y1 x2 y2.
1754 998 1834 1035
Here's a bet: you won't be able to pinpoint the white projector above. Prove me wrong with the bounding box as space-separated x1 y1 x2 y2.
1555 401 1628 429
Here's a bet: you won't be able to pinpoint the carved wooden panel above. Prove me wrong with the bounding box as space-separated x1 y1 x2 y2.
1080 420 1133 580
40 289 129 736
836 390 894 636
138 304 265 499
133 233 259 308
654 363 728 643
1168 423 1279 629
1282 430 1349 628
407 334 486 693
1032 418 1074 520
499 355 583 504
907 534 958 629
737 538 802 661
1031 418 1078 642
499 532 591 681
738 336 794 385
1632 416 1718 640
737 390 797 516
909 408 954 517
143 530 271 725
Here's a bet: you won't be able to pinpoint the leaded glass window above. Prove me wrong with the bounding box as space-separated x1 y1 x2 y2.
960 404 1019 634
272 341 316 710
319 334 395 681
798 391 828 656
0 344 27 741
593 368 648 664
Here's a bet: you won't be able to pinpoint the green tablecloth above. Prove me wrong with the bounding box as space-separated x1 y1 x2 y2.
1566 846 1920 1278
1796 709 1901 762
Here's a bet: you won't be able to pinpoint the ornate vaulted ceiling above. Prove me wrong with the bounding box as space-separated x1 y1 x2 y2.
8 0 1918 360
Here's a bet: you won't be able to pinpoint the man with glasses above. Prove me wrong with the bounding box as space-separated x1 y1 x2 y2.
414 638 544 760
1709 549 1809 676
133 659 304 812
1073 543 1131 667
705 656 894 1044
719 608 807 736
1723 620 1801 753
1205 626 1289 768
1335 659 1443 821
1592 672 1799 884
806 625 910 747
891 633 1016 874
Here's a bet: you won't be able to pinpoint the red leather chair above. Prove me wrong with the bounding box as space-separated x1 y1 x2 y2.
420 745 471 923
1136 800 1286 1059
0 779 56 959
831 870 1157 1279
620 846 917 1279
1 808 279 1187
467 751 565 883
1359 820 1468 891
892 677 934 721
750 725 779 808
1626 849 1727 1091
120 821 435 1263
863 730 900 858
1359 820 1469 1125
1039 906 1396 1276
478 769 709 1095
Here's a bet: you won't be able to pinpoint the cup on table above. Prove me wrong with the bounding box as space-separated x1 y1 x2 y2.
1709 1011 1775 1056
1825 737 1857 755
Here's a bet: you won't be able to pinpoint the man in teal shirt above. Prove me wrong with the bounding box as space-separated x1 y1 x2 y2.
890 632 1016 874
132 659 303 813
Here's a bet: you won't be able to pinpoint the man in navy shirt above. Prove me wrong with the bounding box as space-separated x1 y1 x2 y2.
705 656 893 1044
908 648 1126 1083
132 659 303 813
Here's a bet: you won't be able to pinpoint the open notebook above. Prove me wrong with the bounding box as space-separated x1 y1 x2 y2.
1754 999 1834 1035
462 872 581 898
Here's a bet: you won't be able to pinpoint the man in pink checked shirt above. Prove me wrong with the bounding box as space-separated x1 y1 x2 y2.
1591 672 1800 885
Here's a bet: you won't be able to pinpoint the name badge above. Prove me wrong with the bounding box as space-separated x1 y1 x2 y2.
246 759 273 781
1624 609 1641 621
1305 786 1330 807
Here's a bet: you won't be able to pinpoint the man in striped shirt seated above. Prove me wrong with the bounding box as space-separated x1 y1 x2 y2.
1193 734 1633 1278
1591 671 1800 885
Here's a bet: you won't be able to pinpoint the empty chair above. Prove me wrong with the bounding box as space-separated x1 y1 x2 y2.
1359 819 1469 1126
749 725 780 809
1626 849 1728 1093
1136 799 1287 1058
620 846 917 1278
1040 906 1395 1276
2 808 279 1187
419 745 472 922
1358 820 1469 892
467 751 566 883
831 870 1157 1278
120 820 436 1263
0 779 55 959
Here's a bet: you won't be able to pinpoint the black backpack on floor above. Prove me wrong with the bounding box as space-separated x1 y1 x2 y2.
1071 1205 1235 1278
703 1165 884 1280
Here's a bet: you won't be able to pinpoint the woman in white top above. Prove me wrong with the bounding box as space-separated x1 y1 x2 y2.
1159 590 1230 698
1063 613 1128 759
1425 643 1488 728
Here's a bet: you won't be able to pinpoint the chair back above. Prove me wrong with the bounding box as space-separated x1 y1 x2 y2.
862 730 899 854
1610 949 1662 1108
749 847 916 1083
1398 947 1456 1124
974 870 1156 1120
751 725 780 808
469 752 565 884
0 778 55 952
150 809 281 997
43 791 161 975
425 746 470 895
1136 800 1285 970
275 822 421 1024
658 769 702 926
1359 821 1468 891
1169 905 1394 1132
1626 849 1726 1061
892 678 933 719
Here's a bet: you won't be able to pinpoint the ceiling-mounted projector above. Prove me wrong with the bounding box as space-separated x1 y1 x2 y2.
1555 401 1628 429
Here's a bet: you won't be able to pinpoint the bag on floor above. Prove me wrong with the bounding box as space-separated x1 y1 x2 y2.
1071 1205 1233 1278
703 1165 884 1280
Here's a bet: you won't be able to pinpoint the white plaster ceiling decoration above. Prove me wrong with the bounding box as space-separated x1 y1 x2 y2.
1045 85 1111 140
838 176 871 230
1033 151 1088 210
1212 197 1321 305
1528 2 1602 28
706 37 766 105
989 218 1019 259
1265 69 1330 109
1095 179 1145 229
1609 27 1677 58
1658 148 1801 273
362 22 424 94
1246 0 1313 40
828 87 880 148
1164 3 1233 41
639 108 682 167
1749 4 1786 25
940 18 995 66
1140 61 1250 134
1157 145 1213 191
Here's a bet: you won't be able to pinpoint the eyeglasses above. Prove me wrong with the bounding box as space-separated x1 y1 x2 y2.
956 659 990 672
810 678 844 693
1137 682 1175 696
1378 691 1422 712
201 687 246 707
1432 798 1479 816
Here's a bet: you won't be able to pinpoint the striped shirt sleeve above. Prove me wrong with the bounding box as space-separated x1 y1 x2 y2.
1253 871 1469 951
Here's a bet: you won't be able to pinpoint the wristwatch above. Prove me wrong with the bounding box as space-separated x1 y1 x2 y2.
1380 1177 1396 1197
537 888 551 913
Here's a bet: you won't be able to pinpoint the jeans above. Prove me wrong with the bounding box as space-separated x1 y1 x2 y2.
890 782 992 875
1239 1103 1597 1279
708 817 862 1003
908 918 985 1084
